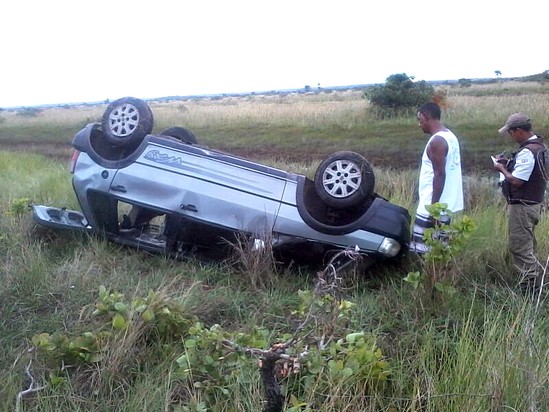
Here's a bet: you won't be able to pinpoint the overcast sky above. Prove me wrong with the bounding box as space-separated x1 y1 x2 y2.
1 0 547 107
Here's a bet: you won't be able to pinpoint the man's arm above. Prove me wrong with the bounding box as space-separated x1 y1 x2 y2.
493 147 534 188
426 136 448 204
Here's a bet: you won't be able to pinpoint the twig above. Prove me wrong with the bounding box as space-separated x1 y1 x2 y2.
221 338 309 362
15 358 47 412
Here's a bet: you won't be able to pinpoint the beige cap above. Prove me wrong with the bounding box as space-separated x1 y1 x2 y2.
498 113 531 133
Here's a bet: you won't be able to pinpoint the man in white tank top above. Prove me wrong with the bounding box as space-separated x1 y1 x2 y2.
410 102 464 254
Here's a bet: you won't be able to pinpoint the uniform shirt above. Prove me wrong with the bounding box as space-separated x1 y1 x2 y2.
512 136 538 181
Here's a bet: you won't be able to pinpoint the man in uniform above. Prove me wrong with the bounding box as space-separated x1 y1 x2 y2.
494 113 547 291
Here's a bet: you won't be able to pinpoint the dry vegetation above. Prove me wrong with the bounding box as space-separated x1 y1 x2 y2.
148 82 549 132
151 90 370 129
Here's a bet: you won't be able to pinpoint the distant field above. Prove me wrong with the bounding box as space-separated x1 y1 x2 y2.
1 81 549 173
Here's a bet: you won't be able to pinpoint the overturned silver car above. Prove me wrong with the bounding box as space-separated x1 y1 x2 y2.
32 97 410 265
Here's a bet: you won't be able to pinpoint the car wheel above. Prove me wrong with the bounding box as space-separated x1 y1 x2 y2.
101 97 154 147
314 151 375 209
159 127 198 144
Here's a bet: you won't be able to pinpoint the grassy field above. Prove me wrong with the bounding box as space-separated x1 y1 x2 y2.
0 82 548 411
2 80 549 172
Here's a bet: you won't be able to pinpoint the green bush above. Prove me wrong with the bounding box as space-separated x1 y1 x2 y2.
364 73 434 118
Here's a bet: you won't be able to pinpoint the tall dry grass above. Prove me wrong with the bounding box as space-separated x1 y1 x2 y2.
446 94 549 130
151 81 549 133
1 105 104 128
150 90 371 129
2 82 548 133
424 81 549 131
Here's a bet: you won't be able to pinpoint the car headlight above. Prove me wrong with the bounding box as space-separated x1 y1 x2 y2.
377 238 401 257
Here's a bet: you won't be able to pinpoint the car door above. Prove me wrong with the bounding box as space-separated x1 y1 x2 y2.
109 141 288 235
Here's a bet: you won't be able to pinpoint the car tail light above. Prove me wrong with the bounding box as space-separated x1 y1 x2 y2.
69 150 81 174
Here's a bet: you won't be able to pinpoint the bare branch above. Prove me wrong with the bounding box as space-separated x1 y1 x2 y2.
15 359 47 412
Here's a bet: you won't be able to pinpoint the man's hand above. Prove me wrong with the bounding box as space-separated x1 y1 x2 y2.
494 162 506 173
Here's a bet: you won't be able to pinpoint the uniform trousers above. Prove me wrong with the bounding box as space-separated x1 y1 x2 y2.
508 202 542 281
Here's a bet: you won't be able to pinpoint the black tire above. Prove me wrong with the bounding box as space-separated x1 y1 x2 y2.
159 126 198 145
101 97 154 147
314 151 375 209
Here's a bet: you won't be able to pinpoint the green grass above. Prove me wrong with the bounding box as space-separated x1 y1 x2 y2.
1 151 548 411
0 152 74 205
1 83 548 411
